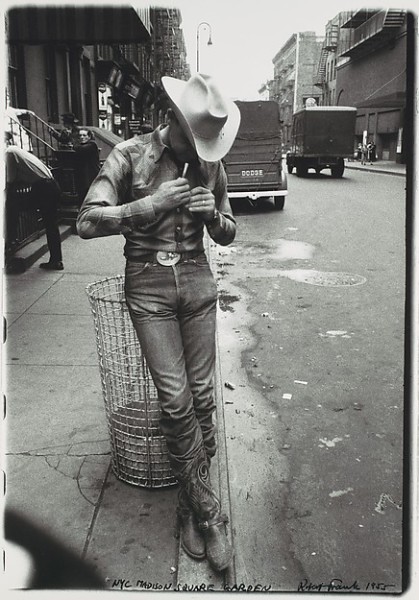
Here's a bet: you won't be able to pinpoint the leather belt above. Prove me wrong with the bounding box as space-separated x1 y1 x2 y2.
132 250 204 266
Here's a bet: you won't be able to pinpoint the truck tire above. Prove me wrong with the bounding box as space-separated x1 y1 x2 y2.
331 158 344 178
274 197 285 210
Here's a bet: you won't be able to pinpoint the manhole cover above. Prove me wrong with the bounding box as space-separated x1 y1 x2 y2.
279 270 366 287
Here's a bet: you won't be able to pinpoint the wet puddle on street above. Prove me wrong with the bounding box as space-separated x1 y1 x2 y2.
219 239 315 261
277 270 366 287
217 242 366 287
271 239 315 261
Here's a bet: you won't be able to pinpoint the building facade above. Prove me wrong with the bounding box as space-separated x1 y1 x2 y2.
271 32 323 150
6 5 190 139
313 14 344 106
6 6 151 132
150 8 191 124
334 9 408 163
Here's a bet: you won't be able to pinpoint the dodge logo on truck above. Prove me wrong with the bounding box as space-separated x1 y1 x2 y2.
241 169 264 177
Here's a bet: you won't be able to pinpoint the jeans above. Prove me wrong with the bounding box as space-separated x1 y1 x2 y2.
124 253 218 476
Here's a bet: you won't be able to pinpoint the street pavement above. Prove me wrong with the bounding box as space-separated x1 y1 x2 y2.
2 231 234 591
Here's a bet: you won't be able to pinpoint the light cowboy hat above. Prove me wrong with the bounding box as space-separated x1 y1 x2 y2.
161 73 241 162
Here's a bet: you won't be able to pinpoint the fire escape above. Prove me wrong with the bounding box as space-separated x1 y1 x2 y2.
313 24 338 103
339 9 406 58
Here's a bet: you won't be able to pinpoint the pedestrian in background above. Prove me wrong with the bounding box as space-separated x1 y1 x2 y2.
48 113 80 150
367 141 376 163
360 142 368 165
5 132 64 272
73 128 101 205
77 73 241 573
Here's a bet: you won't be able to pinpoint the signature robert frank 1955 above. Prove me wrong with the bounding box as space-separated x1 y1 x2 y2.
297 578 396 593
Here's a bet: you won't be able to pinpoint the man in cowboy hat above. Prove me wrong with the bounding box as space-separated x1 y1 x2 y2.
76 73 240 572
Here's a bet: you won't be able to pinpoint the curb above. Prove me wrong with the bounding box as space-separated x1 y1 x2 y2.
345 164 406 177
175 239 235 590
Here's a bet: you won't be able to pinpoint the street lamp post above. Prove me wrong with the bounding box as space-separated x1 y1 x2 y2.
196 21 212 73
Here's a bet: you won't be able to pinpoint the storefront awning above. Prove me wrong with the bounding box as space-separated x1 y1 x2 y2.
7 5 151 44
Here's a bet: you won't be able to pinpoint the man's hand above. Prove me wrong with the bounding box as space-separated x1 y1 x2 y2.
186 186 216 222
151 177 191 214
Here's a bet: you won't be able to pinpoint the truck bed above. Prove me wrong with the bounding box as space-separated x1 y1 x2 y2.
224 137 282 191
223 101 286 197
291 107 357 157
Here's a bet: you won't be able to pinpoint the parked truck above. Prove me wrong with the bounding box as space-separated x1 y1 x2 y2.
223 100 287 210
286 106 357 178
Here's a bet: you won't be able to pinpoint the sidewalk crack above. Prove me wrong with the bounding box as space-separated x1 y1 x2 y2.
7 438 111 458
75 456 95 506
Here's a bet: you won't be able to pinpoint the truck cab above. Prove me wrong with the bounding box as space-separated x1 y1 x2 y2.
223 100 287 210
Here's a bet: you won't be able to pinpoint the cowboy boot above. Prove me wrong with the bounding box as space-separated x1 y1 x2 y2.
177 488 205 560
181 449 233 572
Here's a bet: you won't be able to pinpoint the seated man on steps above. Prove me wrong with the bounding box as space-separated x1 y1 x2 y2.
5 132 64 271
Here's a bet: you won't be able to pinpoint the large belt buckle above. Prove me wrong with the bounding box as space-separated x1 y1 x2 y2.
156 251 181 266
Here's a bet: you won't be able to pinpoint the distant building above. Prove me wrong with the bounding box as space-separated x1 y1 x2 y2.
258 82 271 101
152 8 190 83
271 32 323 149
335 8 408 163
151 7 191 123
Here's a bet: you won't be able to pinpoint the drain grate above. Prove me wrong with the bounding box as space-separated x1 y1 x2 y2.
279 270 366 287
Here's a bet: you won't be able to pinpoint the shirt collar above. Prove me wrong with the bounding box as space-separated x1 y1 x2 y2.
151 124 170 163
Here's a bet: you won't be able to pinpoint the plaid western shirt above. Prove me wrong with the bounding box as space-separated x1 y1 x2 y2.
76 125 236 259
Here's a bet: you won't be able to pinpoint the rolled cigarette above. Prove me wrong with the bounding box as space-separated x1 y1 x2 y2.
182 162 189 177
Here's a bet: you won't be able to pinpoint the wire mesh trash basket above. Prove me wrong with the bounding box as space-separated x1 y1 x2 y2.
86 275 177 489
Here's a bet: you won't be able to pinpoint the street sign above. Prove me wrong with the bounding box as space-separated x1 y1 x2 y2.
124 81 141 99
129 120 141 131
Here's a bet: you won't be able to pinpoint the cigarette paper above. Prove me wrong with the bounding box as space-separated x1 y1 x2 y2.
182 162 189 177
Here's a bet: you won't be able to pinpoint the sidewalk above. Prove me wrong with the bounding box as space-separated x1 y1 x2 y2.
3 231 234 591
345 158 406 177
